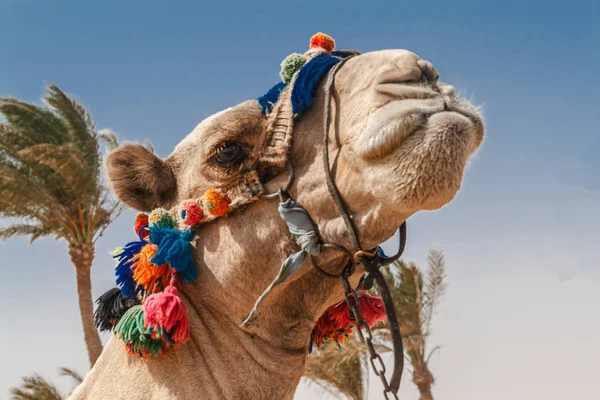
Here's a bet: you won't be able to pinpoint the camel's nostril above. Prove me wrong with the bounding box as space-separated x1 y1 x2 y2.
417 59 440 85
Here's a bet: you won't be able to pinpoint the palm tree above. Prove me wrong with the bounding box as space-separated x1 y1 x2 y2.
304 249 446 400
0 85 122 366
304 333 392 400
10 367 84 400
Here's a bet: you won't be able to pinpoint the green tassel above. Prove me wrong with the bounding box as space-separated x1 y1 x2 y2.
280 53 307 84
115 305 166 357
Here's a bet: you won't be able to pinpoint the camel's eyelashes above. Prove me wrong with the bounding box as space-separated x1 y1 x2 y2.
214 142 245 168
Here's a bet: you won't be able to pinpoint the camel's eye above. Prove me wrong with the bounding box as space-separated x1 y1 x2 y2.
214 142 245 168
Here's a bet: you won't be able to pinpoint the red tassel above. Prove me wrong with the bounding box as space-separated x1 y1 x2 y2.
311 293 386 350
143 285 190 345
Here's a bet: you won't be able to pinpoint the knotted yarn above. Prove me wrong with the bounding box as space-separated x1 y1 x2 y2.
149 227 197 284
113 239 146 297
93 287 141 332
130 244 171 293
242 198 321 326
143 285 190 345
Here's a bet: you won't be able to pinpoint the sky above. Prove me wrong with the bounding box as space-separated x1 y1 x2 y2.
1 0 598 399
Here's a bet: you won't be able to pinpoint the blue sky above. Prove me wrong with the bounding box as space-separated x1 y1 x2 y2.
1 0 598 398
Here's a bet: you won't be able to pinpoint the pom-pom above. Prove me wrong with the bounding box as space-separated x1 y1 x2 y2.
131 244 171 293
202 189 231 217
113 240 147 297
134 213 149 240
310 32 335 53
309 293 386 352
115 305 167 358
149 227 197 283
280 53 307 84
93 287 141 332
143 286 190 345
179 199 203 226
148 208 175 229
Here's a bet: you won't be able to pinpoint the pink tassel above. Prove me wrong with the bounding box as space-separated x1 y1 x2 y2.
143 285 190 345
356 293 387 326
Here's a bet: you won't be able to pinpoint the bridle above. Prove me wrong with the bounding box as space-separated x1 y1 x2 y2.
258 50 407 398
102 38 407 398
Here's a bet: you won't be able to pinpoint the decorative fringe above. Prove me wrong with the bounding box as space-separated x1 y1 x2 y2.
93 287 141 332
131 244 171 293
309 293 387 352
257 82 287 115
291 55 341 115
134 213 150 240
113 240 147 297
149 227 197 283
115 305 167 358
143 285 190 345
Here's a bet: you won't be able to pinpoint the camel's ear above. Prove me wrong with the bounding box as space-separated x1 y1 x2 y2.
106 144 177 212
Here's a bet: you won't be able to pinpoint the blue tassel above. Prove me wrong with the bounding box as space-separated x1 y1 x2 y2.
376 246 388 259
149 227 197 284
257 81 287 114
114 240 146 297
291 55 340 115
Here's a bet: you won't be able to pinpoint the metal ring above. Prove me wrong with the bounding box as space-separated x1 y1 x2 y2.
310 243 355 278
353 249 377 264
260 162 294 199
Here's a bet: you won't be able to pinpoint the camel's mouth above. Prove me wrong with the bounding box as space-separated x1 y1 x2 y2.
352 87 484 161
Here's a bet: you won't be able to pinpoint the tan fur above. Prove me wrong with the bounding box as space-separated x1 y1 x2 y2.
71 49 484 399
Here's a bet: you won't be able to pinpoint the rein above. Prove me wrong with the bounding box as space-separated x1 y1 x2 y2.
251 48 407 398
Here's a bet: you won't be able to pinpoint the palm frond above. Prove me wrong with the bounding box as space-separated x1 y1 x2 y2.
422 248 447 335
0 223 52 243
43 84 99 176
59 367 84 385
0 98 70 149
98 129 119 151
0 84 122 245
305 338 366 400
9 374 62 400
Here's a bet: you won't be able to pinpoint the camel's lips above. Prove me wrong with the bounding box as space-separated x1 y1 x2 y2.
352 94 483 160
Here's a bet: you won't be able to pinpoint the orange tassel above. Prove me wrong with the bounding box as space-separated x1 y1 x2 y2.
131 244 171 293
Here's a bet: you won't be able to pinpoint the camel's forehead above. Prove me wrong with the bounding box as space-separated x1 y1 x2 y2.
172 107 232 154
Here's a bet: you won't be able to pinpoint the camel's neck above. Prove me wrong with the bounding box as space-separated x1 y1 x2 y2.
177 249 351 399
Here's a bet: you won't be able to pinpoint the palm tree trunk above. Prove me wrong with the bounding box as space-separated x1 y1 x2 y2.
69 242 103 367
417 384 434 400
413 365 435 400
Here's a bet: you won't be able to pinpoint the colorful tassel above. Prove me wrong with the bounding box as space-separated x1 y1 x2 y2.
93 287 141 332
113 240 147 297
115 305 167 358
179 199 203 226
143 285 190 345
309 293 386 352
310 32 335 53
149 227 197 283
134 213 150 240
280 53 307 84
149 208 176 229
130 244 171 293
202 189 231 217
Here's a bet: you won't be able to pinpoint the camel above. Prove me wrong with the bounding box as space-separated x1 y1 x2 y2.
70 35 484 399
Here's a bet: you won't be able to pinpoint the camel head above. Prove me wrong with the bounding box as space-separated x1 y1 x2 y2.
104 34 484 353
